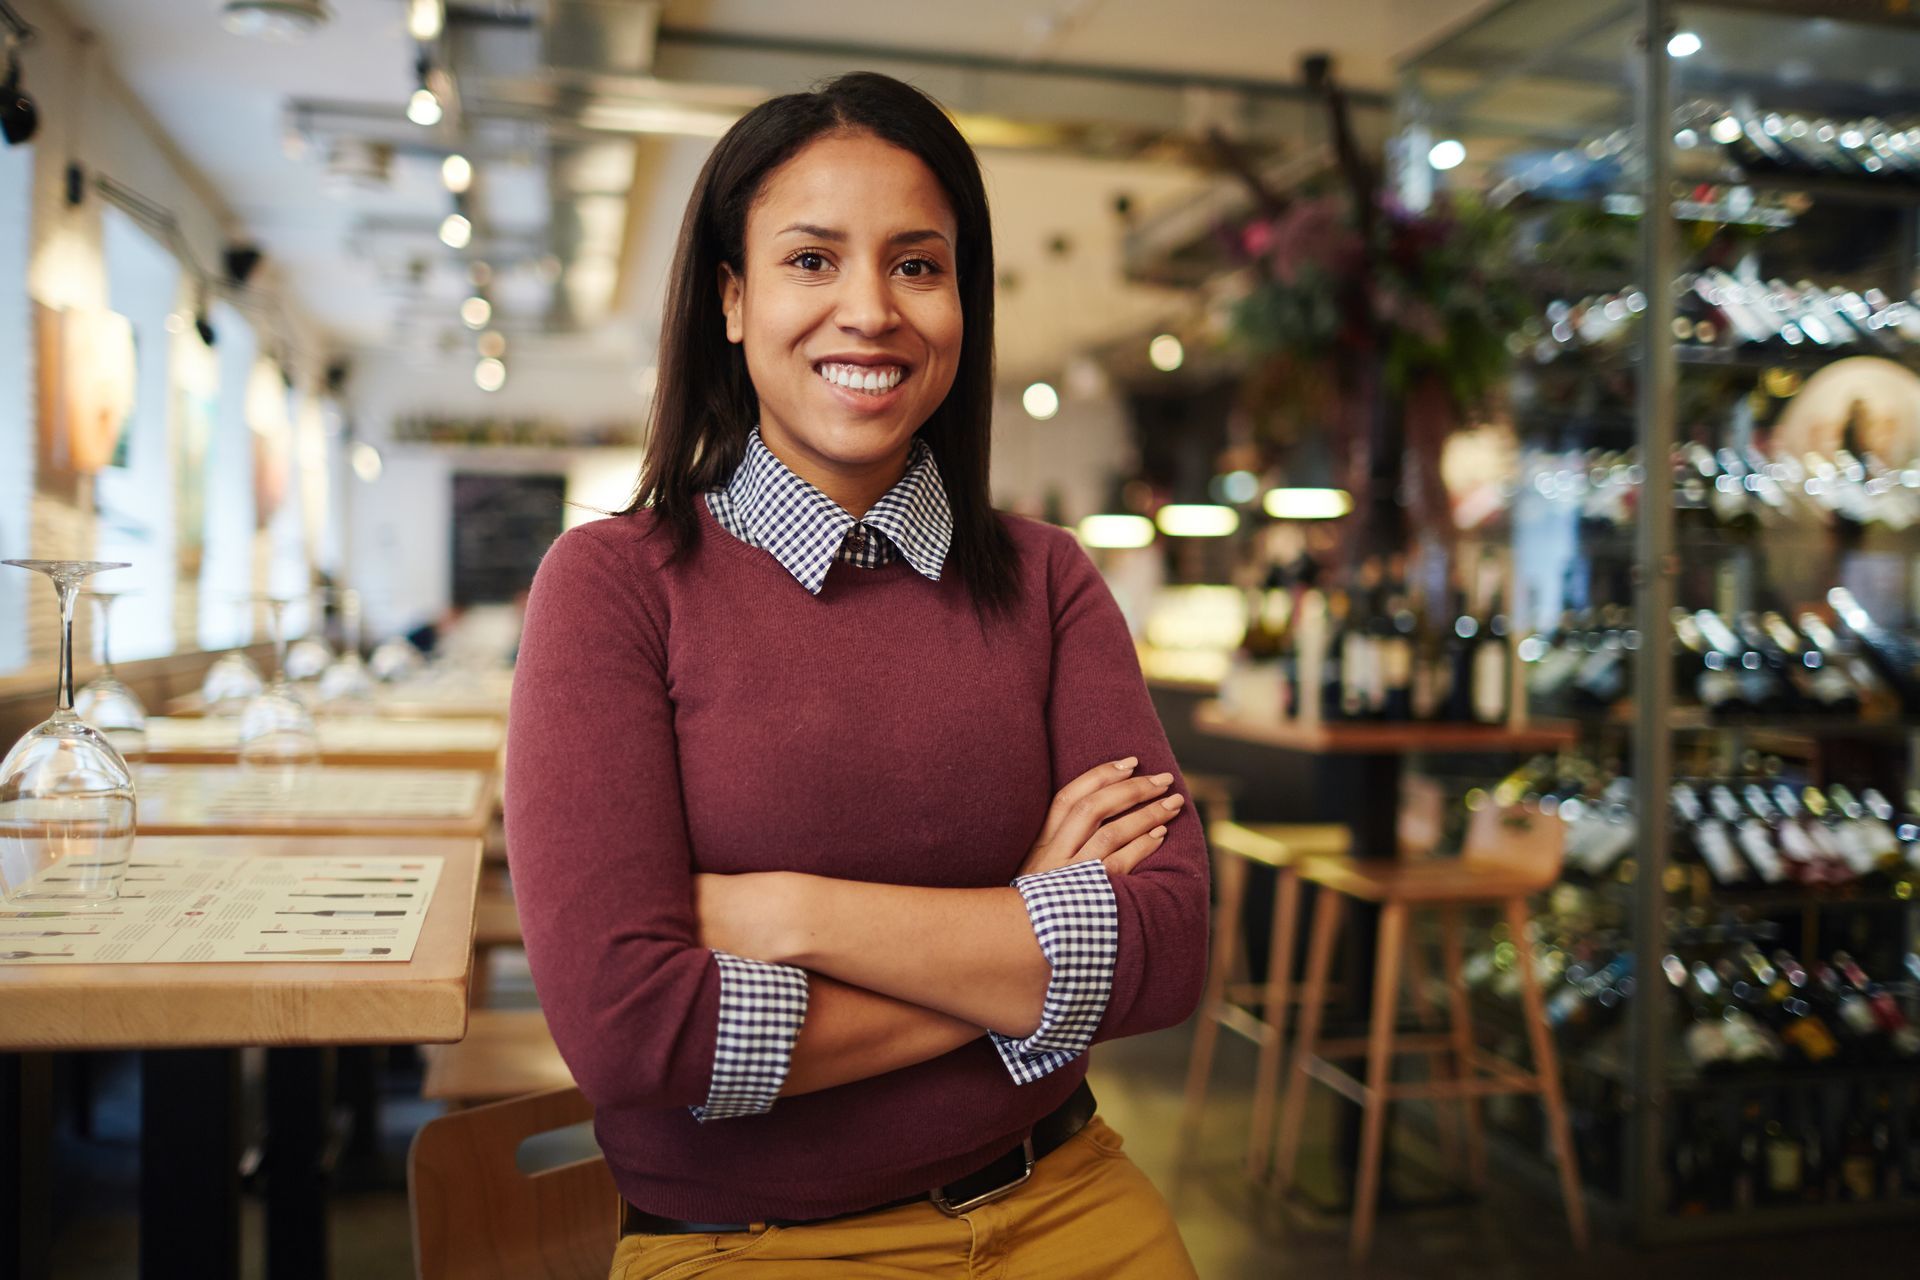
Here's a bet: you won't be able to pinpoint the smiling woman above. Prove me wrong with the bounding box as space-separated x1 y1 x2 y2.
505 71 1205 1280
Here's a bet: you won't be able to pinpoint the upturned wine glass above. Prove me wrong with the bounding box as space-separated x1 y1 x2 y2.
74 590 148 761
284 588 334 685
318 589 377 708
238 596 321 770
0 560 138 905
201 595 265 716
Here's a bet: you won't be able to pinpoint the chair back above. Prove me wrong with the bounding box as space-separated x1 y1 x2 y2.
409 1086 616 1280
1460 804 1566 887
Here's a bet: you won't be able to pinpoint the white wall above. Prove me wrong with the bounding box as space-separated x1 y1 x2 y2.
0 145 32 675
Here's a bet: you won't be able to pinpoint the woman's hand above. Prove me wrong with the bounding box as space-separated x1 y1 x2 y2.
692 870 797 964
1015 757 1185 880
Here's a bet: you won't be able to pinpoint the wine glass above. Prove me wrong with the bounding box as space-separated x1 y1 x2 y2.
73 590 148 762
238 596 321 771
201 595 265 716
0 560 138 905
318 589 377 709
284 588 334 686
369 635 424 683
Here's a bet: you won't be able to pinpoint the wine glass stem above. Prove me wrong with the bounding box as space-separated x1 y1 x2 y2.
98 597 116 678
270 602 288 679
55 579 78 713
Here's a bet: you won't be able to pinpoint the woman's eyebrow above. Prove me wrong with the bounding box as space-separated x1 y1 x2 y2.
776 222 951 249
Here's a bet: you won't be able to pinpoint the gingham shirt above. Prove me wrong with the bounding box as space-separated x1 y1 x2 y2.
690 426 1119 1119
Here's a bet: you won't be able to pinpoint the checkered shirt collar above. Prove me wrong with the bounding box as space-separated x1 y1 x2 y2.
715 426 952 596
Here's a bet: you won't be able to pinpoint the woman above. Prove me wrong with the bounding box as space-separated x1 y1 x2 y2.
506 70 1208 1278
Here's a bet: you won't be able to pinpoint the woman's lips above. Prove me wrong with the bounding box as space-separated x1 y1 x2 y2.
814 364 912 413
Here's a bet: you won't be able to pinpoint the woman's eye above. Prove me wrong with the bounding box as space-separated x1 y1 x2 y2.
899 257 940 278
791 252 827 272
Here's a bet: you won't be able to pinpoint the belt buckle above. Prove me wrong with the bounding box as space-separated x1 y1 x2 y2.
930 1138 1035 1217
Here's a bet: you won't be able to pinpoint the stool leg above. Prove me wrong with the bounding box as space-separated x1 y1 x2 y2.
1400 923 1460 1176
1503 898 1589 1249
1350 902 1406 1263
1274 889 1343 1191
1245 865 1301 1180
1179 851 1247 1165
1440 905 1486 1190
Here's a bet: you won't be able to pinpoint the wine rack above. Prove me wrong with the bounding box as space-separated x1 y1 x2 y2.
1400 0 1920 1245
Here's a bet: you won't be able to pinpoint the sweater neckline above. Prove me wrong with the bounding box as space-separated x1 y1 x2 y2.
694 490 920 586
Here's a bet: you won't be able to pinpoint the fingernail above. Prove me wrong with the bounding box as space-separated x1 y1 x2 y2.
1150 826 1167 839
1115 757 1139 771
1151 772 1174 785
1162 795 1184 810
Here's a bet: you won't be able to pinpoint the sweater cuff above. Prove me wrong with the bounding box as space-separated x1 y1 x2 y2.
989 858 1119 1084
689 950 810 1122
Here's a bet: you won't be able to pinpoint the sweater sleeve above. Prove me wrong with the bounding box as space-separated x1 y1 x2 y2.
504 523 805 1118
1039 531 1211 1044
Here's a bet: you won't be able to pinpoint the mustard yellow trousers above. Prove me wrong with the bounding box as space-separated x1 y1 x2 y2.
609 1116 1198 1279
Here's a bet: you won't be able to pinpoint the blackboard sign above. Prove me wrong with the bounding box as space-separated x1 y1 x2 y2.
450 472 567 607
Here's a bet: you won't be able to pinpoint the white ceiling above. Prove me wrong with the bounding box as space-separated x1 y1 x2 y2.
51 0 1491 385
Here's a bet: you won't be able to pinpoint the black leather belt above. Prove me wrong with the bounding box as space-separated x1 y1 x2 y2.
621 1080 1098 1236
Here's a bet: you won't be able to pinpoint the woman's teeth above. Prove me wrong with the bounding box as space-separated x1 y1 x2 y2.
817 362 904 394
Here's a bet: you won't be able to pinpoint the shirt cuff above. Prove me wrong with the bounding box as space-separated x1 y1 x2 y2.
989 858 1119 1084
689 950 810 1122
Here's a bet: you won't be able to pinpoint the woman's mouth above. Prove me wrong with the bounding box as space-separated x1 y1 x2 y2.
814 361 908 396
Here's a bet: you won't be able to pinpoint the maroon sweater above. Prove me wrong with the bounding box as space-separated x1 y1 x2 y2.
504 498 1208 1220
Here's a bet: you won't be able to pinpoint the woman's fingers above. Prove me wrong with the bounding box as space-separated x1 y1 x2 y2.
1037 757 1141 844
1054 775 1177 858
1102 823 1169 875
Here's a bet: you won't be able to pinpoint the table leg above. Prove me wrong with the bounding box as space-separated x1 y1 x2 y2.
140 1050 241 1280
265 1048 333 1280
1 1053 52 1280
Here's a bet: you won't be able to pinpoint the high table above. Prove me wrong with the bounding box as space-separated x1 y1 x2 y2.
166 677 511 722
142 715 506 771
1191 703 1576 1206
0 834 482 1280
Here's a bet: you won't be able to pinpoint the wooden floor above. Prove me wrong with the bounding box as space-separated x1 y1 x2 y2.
42 950 1920 1279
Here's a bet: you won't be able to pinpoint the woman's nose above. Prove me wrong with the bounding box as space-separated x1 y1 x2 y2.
833 265 898 336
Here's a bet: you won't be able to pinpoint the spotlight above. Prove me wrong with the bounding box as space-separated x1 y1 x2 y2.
438 213 471 248
1428 139 1466 170
406 0 444 41
0 47 36 147
1667 31 1702 58
1148 334 1184 372
407 87 442 127
474 356 506 392
441 152 471 193
459 295 491 329
194 312 218 347
1022 381 1059 421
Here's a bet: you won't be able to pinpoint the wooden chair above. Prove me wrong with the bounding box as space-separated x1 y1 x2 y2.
409 1085 617 1280
1272 804 1588 1262
421 1009 576 1107
1179 817 1353 1177
470 868 524 1008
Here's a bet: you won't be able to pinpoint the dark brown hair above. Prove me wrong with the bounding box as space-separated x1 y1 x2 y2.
622 71 1020 616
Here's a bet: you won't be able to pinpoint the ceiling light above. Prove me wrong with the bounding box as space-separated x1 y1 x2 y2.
1428 139 1466 170
438 213 471 248
476 330 506 358
1022 381 1059 420
474 356 506 392
406 0 444 41
1263 487 1354 520
407 87 442 127
350 442 383 483
222 0 330 40
1077 514 1155 549
441 152 471 193
1 47 37 147
459 295 491 328
467 260 492 287
1667 31 1702 57
1148 334 1184 372
1155 504 1240 537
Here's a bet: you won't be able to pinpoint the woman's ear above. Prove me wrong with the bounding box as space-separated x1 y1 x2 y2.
718 264 744 345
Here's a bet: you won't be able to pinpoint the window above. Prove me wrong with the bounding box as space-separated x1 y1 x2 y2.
0 144 30 675
198 301 257 649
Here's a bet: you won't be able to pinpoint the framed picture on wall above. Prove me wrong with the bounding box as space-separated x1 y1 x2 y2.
34 302 137 481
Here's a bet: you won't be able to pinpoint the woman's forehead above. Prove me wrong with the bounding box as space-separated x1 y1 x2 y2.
750 133 956 240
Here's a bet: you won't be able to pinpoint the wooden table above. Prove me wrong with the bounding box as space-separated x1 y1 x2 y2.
166 683 510 722
0 834 481 1280
142 715 506 771
133 764 497 840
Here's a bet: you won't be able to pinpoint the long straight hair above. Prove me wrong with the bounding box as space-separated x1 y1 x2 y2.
621 71 1022 617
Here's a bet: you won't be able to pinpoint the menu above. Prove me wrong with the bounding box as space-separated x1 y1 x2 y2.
0 851 444 964
137 767 488 821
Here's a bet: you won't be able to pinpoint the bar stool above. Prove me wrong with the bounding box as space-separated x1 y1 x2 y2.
1179 817 1353 1177
1271 804 1588 1261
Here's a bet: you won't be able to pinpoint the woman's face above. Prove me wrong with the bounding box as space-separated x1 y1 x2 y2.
720 130 963 495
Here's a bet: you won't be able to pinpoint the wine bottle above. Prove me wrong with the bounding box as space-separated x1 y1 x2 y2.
1378 557 1415 722
1804 787 1878 879
1828 785 1901 872
1710 783 1788 883
1340 561 1382 721
1743 783 1822 882
1671 609 1743 715
1767 951 1844 1065
1571 604 1631 708
1771 784 1852 885
1672 781 1749 884
1832 951 1920 1058
1695 610 1788 713
1827 588 1920 712
1761 612 1861 715
1735 613 1816 713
